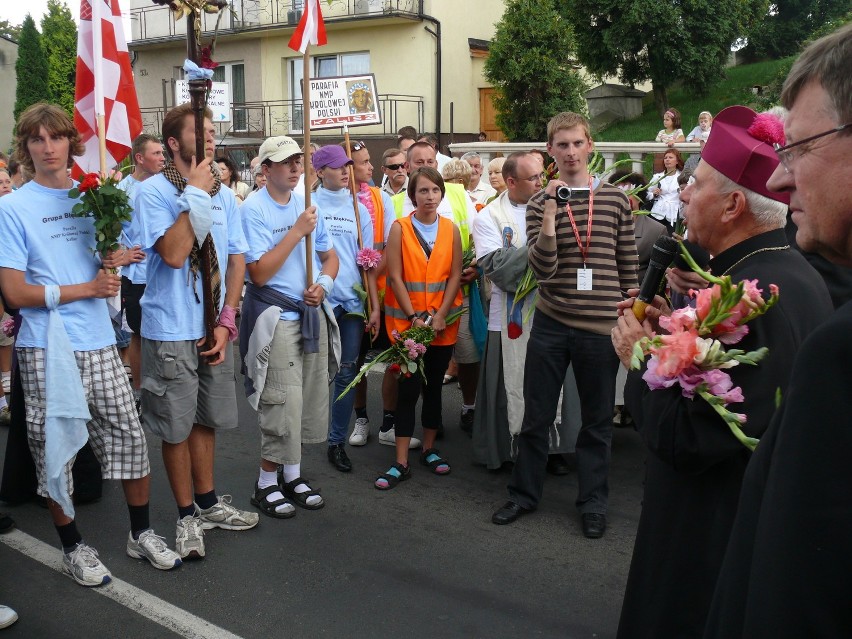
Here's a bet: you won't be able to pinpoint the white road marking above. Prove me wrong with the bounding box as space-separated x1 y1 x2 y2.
1 529 245 639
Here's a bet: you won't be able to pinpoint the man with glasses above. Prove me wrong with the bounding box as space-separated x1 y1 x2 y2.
470 152 564 469
611 103 833 638
381 148 408 196
461 151 496 207
704 25 852 638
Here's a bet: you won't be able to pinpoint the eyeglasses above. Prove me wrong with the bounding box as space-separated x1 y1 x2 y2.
384 163 405 171
773 123 851 173
518 173 545 184
352 141 367 152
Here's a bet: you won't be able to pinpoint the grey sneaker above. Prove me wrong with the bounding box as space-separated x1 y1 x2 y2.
348 417 370 446
126 530 182 570
197 495 259 531
175 515 205 560
63 543 112 587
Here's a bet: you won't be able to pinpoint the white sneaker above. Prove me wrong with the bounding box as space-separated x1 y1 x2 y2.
197 495 259 531
378 427 422 449
63 543 112 587
175 515 206 560
0 605 18 629
348 417 370 446
126 530 182 570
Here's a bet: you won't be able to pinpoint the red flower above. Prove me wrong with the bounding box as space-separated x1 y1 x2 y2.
507 322 522 339
78 173 100 193
388 363 401 375
200 46 219 70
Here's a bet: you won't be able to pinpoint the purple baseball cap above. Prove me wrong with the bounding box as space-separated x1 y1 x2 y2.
311 145 353 170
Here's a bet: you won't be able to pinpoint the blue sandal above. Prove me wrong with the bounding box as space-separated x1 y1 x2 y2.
375 462 411 490
420 448 451 475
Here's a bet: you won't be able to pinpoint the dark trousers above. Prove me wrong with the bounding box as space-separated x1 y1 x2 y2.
508 310 619 514
395 345 453 438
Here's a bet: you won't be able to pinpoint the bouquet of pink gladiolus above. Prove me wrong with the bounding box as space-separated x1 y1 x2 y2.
630 244 780 451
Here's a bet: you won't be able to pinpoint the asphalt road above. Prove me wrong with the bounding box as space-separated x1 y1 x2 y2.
0 366 645 639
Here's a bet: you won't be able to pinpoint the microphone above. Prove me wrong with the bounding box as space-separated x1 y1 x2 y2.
632 235 679 321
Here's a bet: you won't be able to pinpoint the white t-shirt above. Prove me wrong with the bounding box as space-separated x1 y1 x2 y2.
472 196 527 331
137 173 248 341
241 188 333 321
0 181 115 350
468 180 497 207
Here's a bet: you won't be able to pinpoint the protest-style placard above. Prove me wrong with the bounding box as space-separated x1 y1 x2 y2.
307 74 381 130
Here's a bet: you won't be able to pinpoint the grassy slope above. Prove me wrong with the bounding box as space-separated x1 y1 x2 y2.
594 59 793 143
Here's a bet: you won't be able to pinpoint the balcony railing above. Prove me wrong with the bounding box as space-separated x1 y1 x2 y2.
140 93 424 140
448 141 703 174
131 0 422 44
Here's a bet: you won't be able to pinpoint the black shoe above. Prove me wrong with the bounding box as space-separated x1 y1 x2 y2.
546 454 572 476
492 501 531 525
327 444 352 473
581 513 606 539
0 513 15 534
460 410 474 436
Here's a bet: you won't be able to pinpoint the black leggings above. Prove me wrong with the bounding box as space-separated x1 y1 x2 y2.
394 345 453 438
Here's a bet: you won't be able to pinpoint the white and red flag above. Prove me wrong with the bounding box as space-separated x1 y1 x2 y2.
288 0 327 53
73 0 142 178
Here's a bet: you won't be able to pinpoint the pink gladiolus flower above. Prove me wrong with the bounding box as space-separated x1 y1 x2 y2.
694 286 721 323
659 306 697 333
356 247 382 270
652 329 701 378
642 357 681 390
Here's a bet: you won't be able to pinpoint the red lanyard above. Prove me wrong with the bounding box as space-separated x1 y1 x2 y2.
563 176 595 266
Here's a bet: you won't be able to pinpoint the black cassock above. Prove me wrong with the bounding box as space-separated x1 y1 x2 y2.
704 299 852 638
617 230 832 639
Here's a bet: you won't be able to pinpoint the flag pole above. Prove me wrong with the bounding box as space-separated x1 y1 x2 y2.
92 0 108 175
342 126 371 322
302 44 313 288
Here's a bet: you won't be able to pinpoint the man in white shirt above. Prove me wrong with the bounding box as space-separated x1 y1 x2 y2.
462 151 496 206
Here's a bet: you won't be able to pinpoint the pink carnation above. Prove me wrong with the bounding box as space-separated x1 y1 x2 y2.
356 247 382 270
747 113 786 147
1 317 14 338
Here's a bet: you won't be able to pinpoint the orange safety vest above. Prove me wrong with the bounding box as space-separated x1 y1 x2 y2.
361 185 387 293
384 214 462 347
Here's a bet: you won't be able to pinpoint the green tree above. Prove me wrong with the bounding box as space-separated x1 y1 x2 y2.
0 20 22 41
42 0 78 117
745 0 852 60
562 0 767 116
484 0 589 141
13 15 49 123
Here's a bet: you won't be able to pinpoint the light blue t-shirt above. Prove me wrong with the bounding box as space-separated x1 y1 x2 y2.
241 188 333 321
117 174 146 284
410 214 439 252
314 187 373 313
137 173 248 341
0 181 115 351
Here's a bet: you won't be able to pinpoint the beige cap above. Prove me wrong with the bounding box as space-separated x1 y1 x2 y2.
257 136 302 164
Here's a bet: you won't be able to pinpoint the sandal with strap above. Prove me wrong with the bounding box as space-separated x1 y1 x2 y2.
250 483 296 519
281 477 325 510
374 462 411 490
420 448 451 475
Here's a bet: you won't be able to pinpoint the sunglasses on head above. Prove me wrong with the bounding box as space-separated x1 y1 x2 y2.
384 162 405 170
352 141 367 152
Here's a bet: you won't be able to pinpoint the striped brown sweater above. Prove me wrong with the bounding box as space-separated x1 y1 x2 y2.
526 182 639 335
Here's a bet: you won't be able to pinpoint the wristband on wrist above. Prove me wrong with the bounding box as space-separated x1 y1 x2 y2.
216 304 239 342
316 273 334 297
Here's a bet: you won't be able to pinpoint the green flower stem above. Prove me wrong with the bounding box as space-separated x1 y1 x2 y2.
697 388 759 452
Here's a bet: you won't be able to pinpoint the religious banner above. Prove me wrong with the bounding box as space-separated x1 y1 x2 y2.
307 74 381 130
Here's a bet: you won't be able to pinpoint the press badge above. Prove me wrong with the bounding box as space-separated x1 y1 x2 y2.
577 268 593 290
